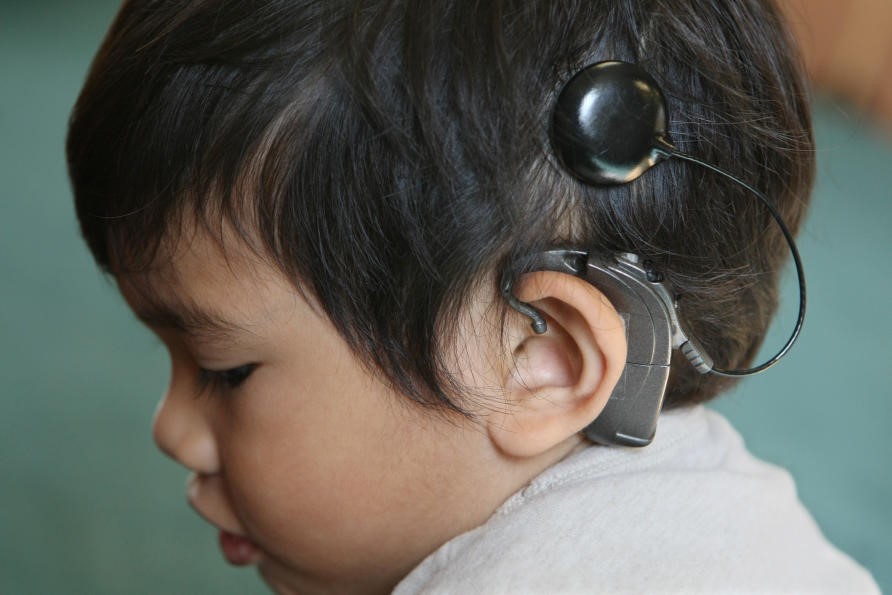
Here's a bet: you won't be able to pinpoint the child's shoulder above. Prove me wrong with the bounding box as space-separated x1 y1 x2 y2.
395 406 879 594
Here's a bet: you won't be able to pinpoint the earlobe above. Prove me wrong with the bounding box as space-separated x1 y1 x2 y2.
488 271 627 458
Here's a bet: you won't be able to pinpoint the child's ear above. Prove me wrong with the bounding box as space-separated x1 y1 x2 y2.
488 271 627 458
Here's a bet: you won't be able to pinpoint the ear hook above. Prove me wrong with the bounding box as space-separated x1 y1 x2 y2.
507 60 807 377
501 277 548 334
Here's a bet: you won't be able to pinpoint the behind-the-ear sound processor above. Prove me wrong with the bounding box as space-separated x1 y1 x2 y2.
503 61 807 447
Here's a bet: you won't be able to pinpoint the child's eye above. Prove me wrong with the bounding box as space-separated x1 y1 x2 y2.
197 364 258 394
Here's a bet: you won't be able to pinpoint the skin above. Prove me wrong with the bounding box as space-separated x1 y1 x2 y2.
117 225 616 594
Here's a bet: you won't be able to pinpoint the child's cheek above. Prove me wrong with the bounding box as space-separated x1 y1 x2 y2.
216 372 397 562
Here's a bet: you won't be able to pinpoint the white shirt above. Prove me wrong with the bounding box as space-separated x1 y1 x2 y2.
395 406 879 594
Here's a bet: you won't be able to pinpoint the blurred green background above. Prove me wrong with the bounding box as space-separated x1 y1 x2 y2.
1 1 889 593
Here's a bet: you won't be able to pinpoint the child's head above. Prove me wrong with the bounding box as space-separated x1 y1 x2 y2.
68 0 813 591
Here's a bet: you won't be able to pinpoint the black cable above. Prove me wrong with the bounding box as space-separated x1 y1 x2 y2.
670 150 807 377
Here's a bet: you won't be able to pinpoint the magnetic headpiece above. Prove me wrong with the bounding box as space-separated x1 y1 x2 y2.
551 60 673 184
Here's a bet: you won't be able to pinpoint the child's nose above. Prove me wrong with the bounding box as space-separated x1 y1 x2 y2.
152 379 219 475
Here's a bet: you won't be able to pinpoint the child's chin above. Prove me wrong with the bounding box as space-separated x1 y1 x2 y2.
257 562 309 595
257 557 390 595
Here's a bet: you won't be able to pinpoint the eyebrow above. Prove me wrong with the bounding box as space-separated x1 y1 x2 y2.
133 297 251 343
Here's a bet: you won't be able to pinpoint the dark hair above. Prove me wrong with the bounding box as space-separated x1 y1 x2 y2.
67 0 814 413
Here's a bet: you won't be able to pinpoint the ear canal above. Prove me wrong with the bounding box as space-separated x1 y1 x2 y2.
509 333 579 392
551 60 674 185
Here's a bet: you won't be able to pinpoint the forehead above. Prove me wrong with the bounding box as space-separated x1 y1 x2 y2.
116 224 293 339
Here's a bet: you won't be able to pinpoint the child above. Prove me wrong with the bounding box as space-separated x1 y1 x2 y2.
67 0 878 592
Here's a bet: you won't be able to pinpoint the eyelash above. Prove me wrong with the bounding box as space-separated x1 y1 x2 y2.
197 364 257 395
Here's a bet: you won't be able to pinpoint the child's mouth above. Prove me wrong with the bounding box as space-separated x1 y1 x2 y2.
219 529 261 566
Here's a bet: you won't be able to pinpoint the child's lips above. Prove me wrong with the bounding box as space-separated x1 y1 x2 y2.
219 529 261 566
186 473 261 566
